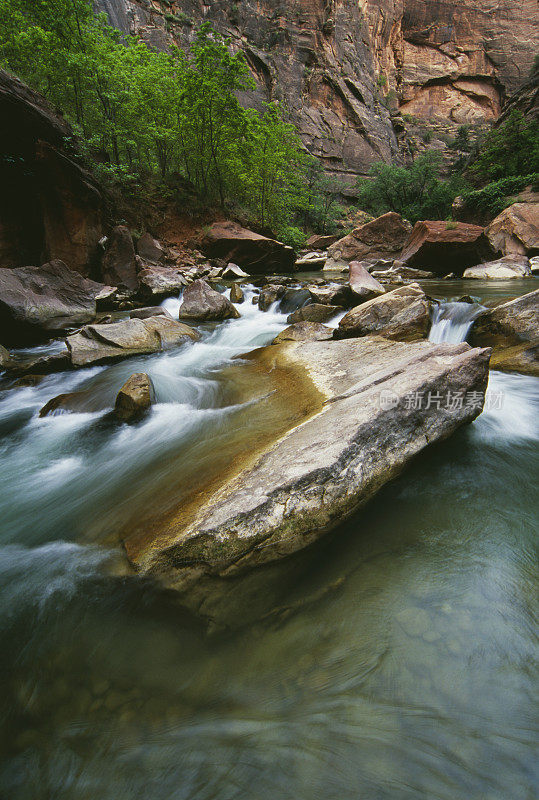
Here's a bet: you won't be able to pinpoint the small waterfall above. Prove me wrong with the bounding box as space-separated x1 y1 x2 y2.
429 301 484 344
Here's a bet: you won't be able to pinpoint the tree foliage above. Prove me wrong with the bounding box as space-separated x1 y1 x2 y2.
469 111 539 183
0 1 318 236
355 152 461 224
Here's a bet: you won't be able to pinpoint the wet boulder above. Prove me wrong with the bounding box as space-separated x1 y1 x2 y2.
272 322 334 343
328 213 413 266
67 316 200 367
463 255 531 280
337 283 431 342
258 284 286 311
486 202 539 257
230 284 244 303
278 288 313 314
130 306 173 321
0 259 115 344
101 226 138 292
199 221 296 274
114 373 155 422
287 304 343 324
0 344 12 369
348 261 386 300
399 221 496 275
307 284 355 307
470 288 538 348
179 279 240 321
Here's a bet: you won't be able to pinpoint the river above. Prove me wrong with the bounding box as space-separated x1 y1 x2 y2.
0 280 537 799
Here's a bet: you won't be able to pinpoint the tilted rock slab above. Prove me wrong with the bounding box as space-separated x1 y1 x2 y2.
124 337 490 601
67 315 199 367
337 283 431 341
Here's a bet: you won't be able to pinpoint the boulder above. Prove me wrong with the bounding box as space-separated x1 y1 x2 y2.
0 344 12 368
223 263 249 279
327 213 413 264
179 279 240 321
489 341 539 377
230 284 244 303
531 256 539 274
307 284 355 307
295 252 327 270
399 221 497 274
137 265 189 298
272 322 333 343
348 261 386 300
374 263 435 280
337 283 431 342
101 226 138 292
258 284 286 311
278 288 313 314
130 306 173 321
137 233 165 264
305 233 340 249
287 304 343 324
114 373 154 422
470 288 538 347
124 337 490 601
0 259 115 344
463 255 531 280
486 202 539 256
199 221 296 274
67 316 200 367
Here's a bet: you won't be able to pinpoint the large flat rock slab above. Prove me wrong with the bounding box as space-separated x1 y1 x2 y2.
123 337 490 600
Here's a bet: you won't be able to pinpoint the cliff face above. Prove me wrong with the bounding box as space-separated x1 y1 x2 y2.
96 0 539 181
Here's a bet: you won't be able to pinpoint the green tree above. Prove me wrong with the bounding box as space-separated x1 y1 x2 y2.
355 152 460 223
470 111 539 182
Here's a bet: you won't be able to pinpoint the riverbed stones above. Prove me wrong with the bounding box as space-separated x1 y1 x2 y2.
0 344 11 368
0 260 116 344
463 255 531 279
114 373 154 422
67 316 199 367
130 306 172 321
137 265 189 298
399 221 496 274
306 284 354 307
278 288 312 314
272 322 333 343
337 283 431 341
179 279 240 321
124 336 490 602
258 284 285 311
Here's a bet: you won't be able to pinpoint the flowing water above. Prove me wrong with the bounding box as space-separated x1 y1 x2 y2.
0 283 537 799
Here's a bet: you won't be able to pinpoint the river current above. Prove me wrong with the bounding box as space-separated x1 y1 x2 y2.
0 280 537 799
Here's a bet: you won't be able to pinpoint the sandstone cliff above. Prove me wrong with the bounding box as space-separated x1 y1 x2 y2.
95 0 539 183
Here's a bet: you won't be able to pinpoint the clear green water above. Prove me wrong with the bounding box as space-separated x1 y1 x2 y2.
0 284 537 799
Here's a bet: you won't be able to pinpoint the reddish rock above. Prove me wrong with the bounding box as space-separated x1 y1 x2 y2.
486 202 539 257
0 70 103 274
101 226 138 292
399 221 497 274
328 213 413 265
137 232 165 263
199 221 295 274
305 234 340 250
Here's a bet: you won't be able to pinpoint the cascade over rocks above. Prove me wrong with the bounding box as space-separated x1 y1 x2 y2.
470 288 539 376
0 260 115 344
122 336 491 609
199 221 295 275
399 221 497 274
179 279 240 321
67 315 199 367
328 213 413 267
337 283 431 342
